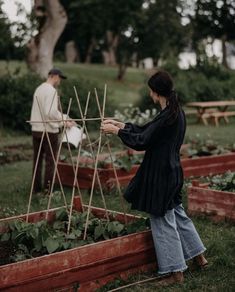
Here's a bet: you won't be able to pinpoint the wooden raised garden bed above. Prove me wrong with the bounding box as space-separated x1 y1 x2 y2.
0 197 156 291
182 152 235 178
57 149 143 189
187 180 235 222
57 149 235 189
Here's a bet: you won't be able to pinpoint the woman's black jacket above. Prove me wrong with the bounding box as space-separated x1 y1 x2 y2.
118 106 186 217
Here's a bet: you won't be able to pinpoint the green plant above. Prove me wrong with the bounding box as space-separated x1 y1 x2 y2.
207 171 235 192
138 61 235 110
114 104 158 125
0 209 150 265
184 138 232 158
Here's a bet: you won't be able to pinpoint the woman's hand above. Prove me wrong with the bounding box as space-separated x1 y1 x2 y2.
103 119 125 129
101 122 119 135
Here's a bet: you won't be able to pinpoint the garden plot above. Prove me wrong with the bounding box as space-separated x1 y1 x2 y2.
188 171 235 222
57 140 235 190
0 86 158 291
0 143 32 165
0 196 156 291
181 139 235 177
57 148 144 189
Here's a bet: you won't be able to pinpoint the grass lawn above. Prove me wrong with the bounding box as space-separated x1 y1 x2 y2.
0 60 147 108
0 120 235 291
0 62 235 291
185 117 235 145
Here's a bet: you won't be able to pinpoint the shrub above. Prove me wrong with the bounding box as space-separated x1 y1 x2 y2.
0 73 41 133
0 73 115 133
137 61 235 110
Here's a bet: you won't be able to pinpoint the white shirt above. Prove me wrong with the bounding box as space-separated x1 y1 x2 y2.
30 82 67 133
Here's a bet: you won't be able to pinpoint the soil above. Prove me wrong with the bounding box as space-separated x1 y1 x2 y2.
0 144 33 165
0 241 17 265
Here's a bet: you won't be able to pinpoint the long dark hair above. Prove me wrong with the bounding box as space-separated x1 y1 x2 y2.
148 70 180 124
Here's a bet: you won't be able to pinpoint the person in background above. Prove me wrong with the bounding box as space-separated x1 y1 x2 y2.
30 68 75 193
101 70 208 286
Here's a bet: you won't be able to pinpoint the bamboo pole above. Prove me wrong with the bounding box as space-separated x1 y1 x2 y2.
57 98 83 203
67 92 91 234
94 87 128 224
27 117 118 123
26 90 57 222
45 98 74 216
74 86 109 221
83 87 107 240
26 131 45 222
33 97 69 220
108 275 171 291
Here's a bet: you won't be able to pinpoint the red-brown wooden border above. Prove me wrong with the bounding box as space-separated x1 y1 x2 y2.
187 181 235 222
0 197 156 291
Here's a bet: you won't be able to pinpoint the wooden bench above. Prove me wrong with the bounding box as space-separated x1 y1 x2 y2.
201 111 235 126
184 109 197 116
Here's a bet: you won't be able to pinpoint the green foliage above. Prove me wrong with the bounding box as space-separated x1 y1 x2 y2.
184 138 234 158
114 104 158 125
0 72 115 133
0 73 41 132
0 209 150 265
0 1 18 60
192 0 235 43
136 0 188 62
0 143 32 164
99 153 144 171
207 171 235 192
138 61 235 110
176 67 235 104
59 77 116 131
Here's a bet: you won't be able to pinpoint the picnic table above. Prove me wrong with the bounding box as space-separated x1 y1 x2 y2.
186 101 235 126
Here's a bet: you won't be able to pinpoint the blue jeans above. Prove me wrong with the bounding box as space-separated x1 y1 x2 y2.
150 204 206 274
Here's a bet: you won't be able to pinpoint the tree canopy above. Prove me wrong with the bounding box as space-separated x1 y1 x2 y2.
1 0 235 77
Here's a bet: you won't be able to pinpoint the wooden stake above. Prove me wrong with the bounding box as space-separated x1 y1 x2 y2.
26 90 58 221
108 275 170 291
94 87 128 224
34 97 68 220
83 87 107 240
74 86 109 221
27 117 118 123
57 98 83 203
26 131 45 222
46 98 74 216
67 92 91 234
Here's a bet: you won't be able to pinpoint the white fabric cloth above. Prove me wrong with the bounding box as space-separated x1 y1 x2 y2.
30 82 67 133
62 126 86 148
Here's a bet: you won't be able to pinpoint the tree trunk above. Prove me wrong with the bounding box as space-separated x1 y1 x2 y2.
103 30 119 65
221 35 228 68
117 63 127 81
85 38 96 64
102 51 110 65
65 41 78 63
26 0 67 78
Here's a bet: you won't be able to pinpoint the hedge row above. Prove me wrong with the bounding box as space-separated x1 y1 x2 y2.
138 61 235 110
0 73 113 133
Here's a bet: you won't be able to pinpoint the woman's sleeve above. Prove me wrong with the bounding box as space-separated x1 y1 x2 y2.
124 122 150 133
118 119 164 151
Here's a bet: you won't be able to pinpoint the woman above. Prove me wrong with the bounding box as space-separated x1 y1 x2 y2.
101 71 208 285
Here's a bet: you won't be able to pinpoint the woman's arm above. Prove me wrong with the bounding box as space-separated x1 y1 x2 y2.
103 119 150 134
124 122 149 133
118 121 162 151
101 118 164 151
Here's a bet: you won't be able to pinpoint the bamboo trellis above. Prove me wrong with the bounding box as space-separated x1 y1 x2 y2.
27 85 129 237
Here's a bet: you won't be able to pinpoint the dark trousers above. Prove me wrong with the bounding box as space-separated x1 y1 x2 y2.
32 131 59 192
